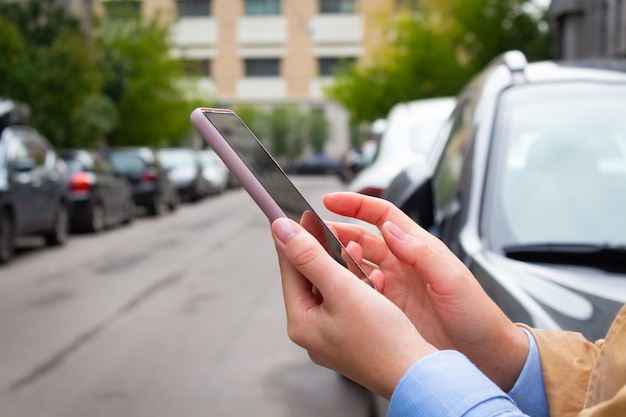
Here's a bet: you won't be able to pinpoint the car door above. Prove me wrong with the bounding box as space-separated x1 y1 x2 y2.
5 128 40 233
92 152 124 221
22 129 61 229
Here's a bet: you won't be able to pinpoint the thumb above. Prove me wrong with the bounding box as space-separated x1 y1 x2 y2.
271 217 356 300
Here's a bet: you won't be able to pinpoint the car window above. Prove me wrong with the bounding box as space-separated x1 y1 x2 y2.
63 158 86 175
485 82 626 250
109 153 147 173
10 140 30 165
157 149 195 169
432 100 474 222
22 134 48 167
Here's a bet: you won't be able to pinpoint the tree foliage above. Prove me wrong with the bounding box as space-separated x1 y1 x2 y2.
326 0 551 129
0 0 107 148
0 0 206 148
96 17 197 147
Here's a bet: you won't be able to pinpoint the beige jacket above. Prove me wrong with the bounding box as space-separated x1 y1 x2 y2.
527 305 626 416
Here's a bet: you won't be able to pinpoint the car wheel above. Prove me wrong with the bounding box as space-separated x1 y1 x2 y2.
44 204 70 246
88 202 105 233
0 209 15 264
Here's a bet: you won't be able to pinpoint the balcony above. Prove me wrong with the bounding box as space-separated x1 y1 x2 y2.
236 78 287 101
172 17 218 47
237 16 288 46
308 14 363 45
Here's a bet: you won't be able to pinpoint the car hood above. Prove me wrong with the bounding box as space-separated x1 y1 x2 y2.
477 250 626 339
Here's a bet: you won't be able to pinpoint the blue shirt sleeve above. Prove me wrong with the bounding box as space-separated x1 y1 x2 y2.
507 327 549 417
387 329 549 417
387 350 529 417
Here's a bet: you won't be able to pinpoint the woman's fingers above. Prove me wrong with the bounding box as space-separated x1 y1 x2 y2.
324 192 417 231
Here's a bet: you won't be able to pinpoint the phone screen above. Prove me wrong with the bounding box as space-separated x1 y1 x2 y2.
201 111 374 288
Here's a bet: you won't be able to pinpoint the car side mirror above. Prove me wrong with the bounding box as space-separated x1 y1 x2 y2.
382 160 435 229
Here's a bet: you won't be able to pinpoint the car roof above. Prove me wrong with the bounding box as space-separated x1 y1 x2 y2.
525 60 626 83
473 51 626 95
109 147 156 160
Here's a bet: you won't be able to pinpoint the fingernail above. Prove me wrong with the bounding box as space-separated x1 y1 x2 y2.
273 218 299 243
386 221 407 241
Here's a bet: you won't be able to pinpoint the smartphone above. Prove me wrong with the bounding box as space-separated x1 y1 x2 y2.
190 107 374 289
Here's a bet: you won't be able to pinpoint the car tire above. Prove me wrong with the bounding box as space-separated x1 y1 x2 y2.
88 202 105 233
44 204 70 246
0 209 15 264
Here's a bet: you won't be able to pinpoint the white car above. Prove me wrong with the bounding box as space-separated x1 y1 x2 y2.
197 149 230 194
348 97 456 197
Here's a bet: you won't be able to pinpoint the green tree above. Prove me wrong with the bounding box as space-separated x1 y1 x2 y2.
326 1 550 129
308 111 330 153
328 9 468 127
0 0 111 148
96 17 195 147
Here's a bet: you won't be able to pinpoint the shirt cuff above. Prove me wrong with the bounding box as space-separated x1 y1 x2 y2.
388 350 527 417
508 327 549 417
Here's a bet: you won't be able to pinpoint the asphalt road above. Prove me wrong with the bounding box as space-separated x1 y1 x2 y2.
0 176 374 417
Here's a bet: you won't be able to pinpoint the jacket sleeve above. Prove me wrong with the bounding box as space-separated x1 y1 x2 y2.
579 385 626 417
520 325 601 417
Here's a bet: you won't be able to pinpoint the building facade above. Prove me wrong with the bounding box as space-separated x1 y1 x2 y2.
90 0 398 155
550 0 626 59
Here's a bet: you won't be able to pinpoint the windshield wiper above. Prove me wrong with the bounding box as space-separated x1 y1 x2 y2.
503 243 626 272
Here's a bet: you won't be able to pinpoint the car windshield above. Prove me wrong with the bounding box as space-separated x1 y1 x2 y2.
158 149 194 169
62 158 87 175
109 152 147 173
408 120 447 156
484 82 626 252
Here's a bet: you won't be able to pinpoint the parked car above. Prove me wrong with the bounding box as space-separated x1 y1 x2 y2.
59 149 134 233
340 118 387 182
197 149 229 194
348 97 456 197
383 51 626 342
287 153 345 180
107 147 179 216
156 147 210 202
0 99 70 263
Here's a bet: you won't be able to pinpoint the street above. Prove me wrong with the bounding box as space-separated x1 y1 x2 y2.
0 176 374 417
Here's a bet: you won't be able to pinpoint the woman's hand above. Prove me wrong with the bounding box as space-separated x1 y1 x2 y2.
323 192 529 391
272 217 437 399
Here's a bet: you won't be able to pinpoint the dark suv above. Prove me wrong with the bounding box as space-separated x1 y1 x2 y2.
384 51 626 341
0 99 70 263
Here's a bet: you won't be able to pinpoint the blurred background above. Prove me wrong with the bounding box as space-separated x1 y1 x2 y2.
2 0 626 416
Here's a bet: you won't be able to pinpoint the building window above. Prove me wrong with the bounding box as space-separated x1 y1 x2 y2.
245 58 280 76
181 59 211 77
103 0 142 18
245 0 281 15
177 0 211 17
318 57 355 76
320 0 356 14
